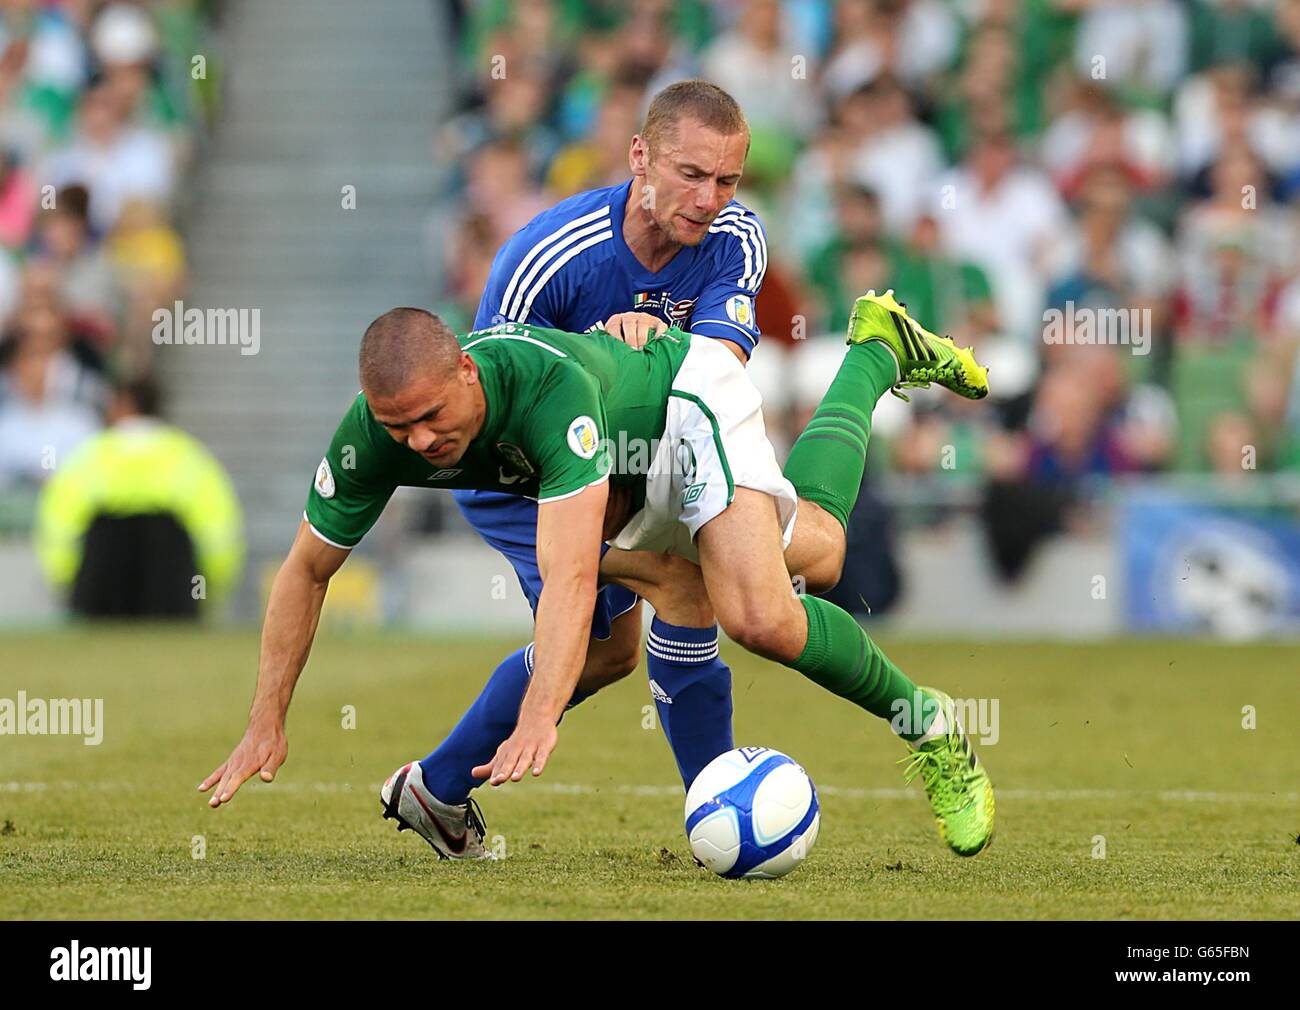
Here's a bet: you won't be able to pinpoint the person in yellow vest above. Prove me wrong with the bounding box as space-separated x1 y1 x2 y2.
35 375 243 617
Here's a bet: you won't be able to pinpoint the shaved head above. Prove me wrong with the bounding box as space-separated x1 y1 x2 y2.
359 307 460 398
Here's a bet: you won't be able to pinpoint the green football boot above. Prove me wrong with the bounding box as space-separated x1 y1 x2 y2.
846 289 989 401
899 687 995 857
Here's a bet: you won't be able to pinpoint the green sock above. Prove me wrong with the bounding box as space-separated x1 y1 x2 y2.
791 594 934 741
783 342 896 529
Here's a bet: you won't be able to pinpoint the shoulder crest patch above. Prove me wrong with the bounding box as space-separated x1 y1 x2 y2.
567 416 599 460
315 457 335 499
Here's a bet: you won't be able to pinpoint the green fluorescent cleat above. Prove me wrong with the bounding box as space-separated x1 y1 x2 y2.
899 687 996 857
847 289 989 401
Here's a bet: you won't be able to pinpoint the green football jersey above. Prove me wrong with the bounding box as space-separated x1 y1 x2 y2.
305 321 693 547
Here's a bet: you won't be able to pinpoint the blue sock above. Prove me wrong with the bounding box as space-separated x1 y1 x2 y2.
646 618 734 791
419 645 531 804
419 643 591 803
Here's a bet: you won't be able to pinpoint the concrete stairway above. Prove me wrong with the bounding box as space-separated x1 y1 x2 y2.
162 0 452 608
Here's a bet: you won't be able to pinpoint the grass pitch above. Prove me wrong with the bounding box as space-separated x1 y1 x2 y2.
1 627 1297 919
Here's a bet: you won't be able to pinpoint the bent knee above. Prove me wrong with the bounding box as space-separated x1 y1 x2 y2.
579 636 640 693
718 600 804 661
590 642 639 682
799 554 844 595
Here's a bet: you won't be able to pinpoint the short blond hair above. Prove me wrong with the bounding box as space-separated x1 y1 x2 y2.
640 80 749 159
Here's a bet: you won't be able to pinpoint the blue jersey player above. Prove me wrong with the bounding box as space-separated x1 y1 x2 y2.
408 81 767 857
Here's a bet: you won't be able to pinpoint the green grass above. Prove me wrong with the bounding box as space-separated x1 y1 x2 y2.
1 627 1297 919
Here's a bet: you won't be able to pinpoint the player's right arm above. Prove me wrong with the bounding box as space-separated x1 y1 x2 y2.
201 394 395 807
199 520 348 807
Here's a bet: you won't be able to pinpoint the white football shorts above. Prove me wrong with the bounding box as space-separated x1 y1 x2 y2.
608 335 798 562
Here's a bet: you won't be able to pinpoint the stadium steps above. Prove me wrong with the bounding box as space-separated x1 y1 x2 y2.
161 0 451 613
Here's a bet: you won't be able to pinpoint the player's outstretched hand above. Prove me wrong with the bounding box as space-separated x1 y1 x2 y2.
602 311 661 349
471 718 558 786
199 719 288 808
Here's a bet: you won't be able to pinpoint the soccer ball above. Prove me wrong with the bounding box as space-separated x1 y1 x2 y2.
684 746 820 879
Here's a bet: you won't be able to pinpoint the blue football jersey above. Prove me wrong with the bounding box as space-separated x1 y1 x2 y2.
472 179 767 357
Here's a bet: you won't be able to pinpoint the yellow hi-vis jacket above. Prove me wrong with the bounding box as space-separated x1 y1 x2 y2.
34 417 244 601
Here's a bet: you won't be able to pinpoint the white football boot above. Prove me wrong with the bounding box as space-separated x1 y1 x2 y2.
380 761 493 860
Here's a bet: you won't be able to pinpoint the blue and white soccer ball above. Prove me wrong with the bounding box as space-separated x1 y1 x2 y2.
684 746 820 879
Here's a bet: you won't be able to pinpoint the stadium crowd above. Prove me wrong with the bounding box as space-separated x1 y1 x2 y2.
429 0 1300 580
0 0 215 500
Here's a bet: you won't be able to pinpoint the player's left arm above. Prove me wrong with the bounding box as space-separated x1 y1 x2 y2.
472 364 613 784
473 480 608 784
684 206 767 364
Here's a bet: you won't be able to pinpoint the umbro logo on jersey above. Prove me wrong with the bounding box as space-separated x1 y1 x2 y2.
426 469 462 481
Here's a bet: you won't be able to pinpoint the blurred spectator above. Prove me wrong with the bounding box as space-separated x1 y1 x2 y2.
464 138 548 248
1274 0 1300 117
0 295 104 486
821 238 894 335
821 0 957 97
892 211 997 344
436 72 561 189
1174 62 1300 184
107 196 183 293
1189 0 1285 74
701 0 813 170
92 3 173 133
1073 0 1188 100
30 184 120 337
442 210 498 331
42 80 175 232
933 19 1030 162
34 374 244 618
1174 149 1292 346
107 196 185 368
0 0 87 156
933 129 1069 340
1046 165 1175 354
848 74 944 232
546 76 643 198
1039 80 1174 199
0 143 34 246
805 183 897 330
783 106 872 261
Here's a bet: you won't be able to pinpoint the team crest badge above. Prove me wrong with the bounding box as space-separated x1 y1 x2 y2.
567 416 599 459
667 296 696 322
725 294 753 326
496 442 536 478
314 457 335 499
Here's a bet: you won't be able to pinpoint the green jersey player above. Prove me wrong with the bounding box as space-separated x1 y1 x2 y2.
202 292 997 858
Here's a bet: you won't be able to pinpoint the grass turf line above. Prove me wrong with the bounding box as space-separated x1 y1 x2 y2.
1 628 1297 919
